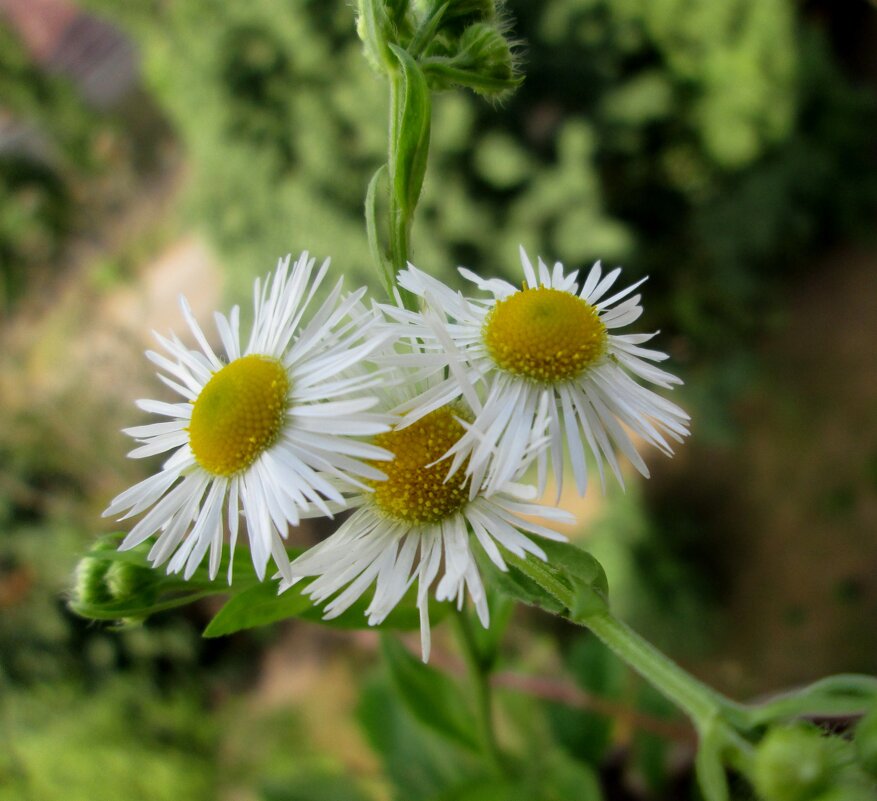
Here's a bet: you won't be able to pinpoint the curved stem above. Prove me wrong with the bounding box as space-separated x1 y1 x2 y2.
507 552 748 731
581 611 737 729
452 608 503 772
746 674 877 726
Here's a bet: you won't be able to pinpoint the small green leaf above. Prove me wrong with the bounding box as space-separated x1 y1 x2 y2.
203 581 312 637
540 540 609 618
203 578 432 637
382 635 481 751
482 540 609 621
476 550 565 614
356 0 395 72
365 164 394 297
389 44 431 218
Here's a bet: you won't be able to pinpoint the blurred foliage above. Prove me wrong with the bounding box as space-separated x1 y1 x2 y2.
0 679 217 801
0 18 172 309
359 665 605 801
82 0 877 345
0 25 83 306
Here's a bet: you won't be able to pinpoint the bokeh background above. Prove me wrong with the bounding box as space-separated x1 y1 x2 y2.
2 1 877 799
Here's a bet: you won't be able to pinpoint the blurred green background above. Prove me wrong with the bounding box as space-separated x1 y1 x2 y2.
2 0 876 798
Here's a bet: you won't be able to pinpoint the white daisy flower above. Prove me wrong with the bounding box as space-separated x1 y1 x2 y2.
281 396 573 662
103 251 393 583
385 247 690 499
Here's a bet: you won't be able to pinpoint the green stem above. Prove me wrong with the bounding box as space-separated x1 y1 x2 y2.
508 552 748 731
387 72 407 275
385 69 419 310
582 611 729 728
747 674 877 726
452 608 503 772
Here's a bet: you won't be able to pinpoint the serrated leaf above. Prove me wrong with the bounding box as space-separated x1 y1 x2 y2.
382 635 481 751
389 44 431 217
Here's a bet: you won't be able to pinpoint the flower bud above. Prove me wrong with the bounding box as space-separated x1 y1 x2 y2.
70 538 161 622
104 559 159 608
73 541 116 608
753 725 842 801
424 22 520 99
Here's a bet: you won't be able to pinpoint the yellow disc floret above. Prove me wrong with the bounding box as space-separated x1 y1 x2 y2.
369 406 470 524
189 355 289 477
482 286 608 383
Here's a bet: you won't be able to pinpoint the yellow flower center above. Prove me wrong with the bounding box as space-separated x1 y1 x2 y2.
188 355 289 477
482 286 608 382
369 406 470 524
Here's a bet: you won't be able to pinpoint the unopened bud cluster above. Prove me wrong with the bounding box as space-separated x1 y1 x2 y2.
72 538 159 623
752 722 877 801
356 0 520 99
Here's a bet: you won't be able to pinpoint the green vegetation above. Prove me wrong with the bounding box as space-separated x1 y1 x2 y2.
3 0 876 798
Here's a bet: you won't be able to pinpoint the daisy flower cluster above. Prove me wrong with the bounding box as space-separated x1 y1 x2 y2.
106 248 689 658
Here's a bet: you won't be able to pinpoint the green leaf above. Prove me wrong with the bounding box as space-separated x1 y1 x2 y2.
203 578 429 637
630 684 677 796
365 164 394 297
356 0 395 72
481 540 609 622
476 550 565 614
434 779 522 801
470 586 515 669
388 44 431 218
358 677 483 799
202 580 312 637
538 752 604 801
547 636 625 765
541 540 609 618
382 634 481 751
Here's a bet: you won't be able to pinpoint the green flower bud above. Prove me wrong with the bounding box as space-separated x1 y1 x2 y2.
424 22 520 99
855 706 877 776
73 540 117 607
753 725 843 801
70 538 163 622
104 559 159 607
